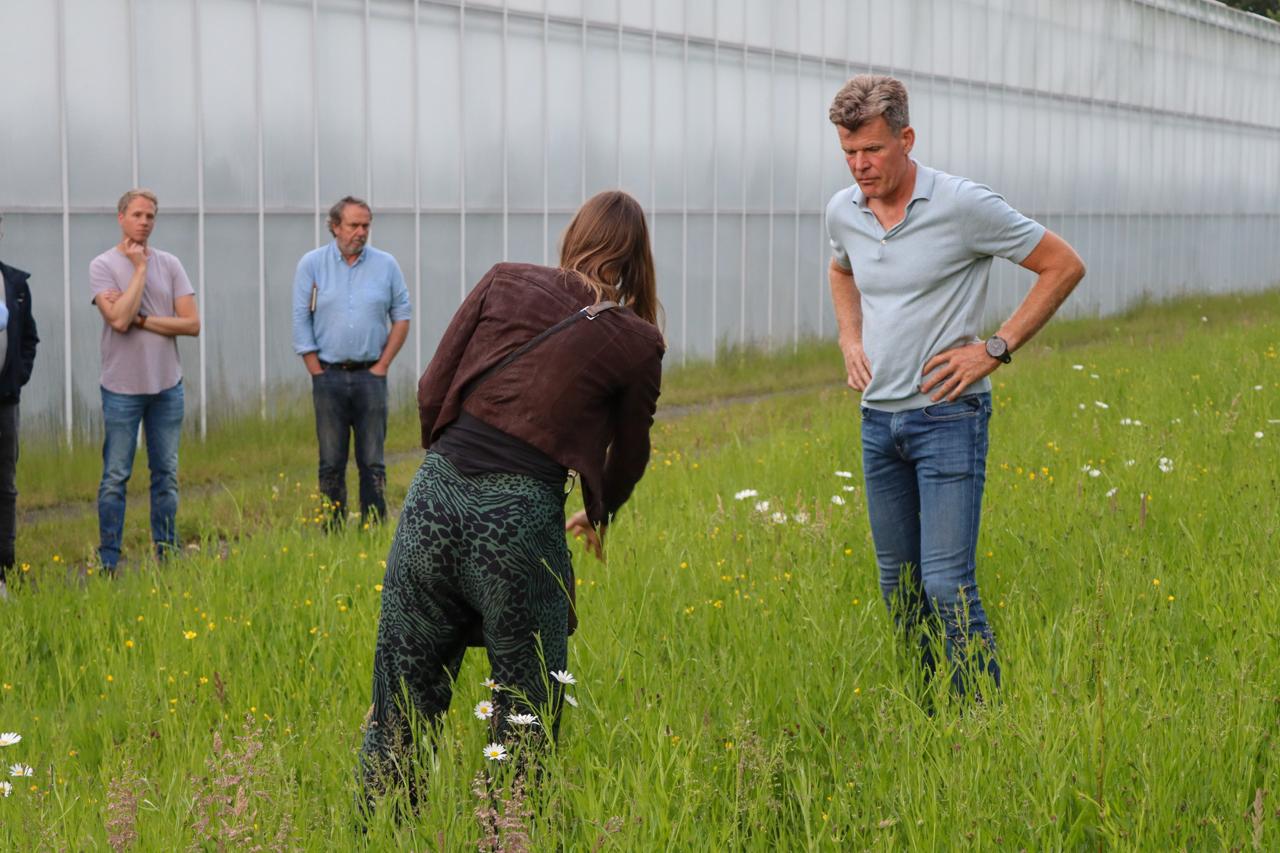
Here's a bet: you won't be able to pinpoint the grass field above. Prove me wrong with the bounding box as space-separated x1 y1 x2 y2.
2 290 1279 849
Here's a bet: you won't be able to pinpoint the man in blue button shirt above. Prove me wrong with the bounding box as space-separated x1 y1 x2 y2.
293 196 411 527
825 76 1085 699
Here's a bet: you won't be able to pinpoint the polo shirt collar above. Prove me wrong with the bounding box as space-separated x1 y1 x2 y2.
852 159 935 210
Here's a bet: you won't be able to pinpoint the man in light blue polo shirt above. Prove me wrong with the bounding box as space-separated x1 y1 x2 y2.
293 196 411 527
825 75 1085 698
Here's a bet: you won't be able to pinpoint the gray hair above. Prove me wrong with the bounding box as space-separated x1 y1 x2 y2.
117 188 159 215
327 196 372 235
829 75 910 134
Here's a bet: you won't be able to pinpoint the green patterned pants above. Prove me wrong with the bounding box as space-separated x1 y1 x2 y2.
359 452 572 792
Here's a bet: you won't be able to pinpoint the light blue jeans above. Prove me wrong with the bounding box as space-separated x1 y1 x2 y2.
98 381 184 570
860 393 1000 696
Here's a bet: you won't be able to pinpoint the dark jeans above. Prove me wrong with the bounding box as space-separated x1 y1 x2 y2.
860 393 1000 696
0 401 18 579
312 367 387 524
98 381 185 570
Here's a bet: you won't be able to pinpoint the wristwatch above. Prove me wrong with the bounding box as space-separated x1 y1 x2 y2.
985 335 1011 364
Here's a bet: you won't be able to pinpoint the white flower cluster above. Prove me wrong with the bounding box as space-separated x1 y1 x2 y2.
0 732 26 798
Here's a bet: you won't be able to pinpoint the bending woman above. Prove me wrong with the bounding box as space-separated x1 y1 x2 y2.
360 190 664 795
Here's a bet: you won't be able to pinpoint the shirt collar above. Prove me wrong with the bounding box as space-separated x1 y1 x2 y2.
852 160 935 210
328 239 367 266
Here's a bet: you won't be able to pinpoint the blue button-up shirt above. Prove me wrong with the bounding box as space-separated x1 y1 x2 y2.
291 241 411 363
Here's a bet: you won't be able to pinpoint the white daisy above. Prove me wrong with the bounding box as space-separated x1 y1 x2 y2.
1255 431 1265 439
564 694 579 708
830 495 846 506
507 713 539 727
0 782 10 797
1106 488 1118 497
733 489 758 500
1254 385 1263 391
842 485 856 492
474 700 495 720
770 512 788 524
834 471 853 479
1072 364 1084 371
754 500 770 513
483 743 508 762
1094 401 1109 409
793 511 810 525
481 677 500 691
1088 469 1101 478
0 733 20 748
550 670 576 686
8 764 31 778
1158 457 1174 474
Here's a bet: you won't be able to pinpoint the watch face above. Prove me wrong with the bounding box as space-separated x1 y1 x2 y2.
985 337 1007 359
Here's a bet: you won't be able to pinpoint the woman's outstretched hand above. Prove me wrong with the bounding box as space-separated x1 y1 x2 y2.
565 510 606 561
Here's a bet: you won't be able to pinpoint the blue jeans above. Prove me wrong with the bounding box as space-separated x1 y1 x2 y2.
860 393 1000 696
312 367 387 524
98 381 184 570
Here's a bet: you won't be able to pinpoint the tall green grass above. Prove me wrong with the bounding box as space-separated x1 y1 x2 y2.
1 289 1279 848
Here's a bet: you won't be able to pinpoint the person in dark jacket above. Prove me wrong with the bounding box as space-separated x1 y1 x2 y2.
360 191 664 800
0 215 41 598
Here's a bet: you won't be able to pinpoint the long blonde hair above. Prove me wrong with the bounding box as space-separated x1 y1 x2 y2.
559 191 662 328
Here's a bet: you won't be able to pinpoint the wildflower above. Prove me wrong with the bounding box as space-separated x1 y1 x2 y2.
564 694 579 708
754 500 770 512
1152 578 1160 587
550 670 576 686
1088 469 1101 478
507 713 538 727
770 512 788 524
1254 385 1263 391
0 782 10 797
834 470 853 478
1105 488 1118 497
1255 431 1265 439
831 495 846 506
1158 457 1174 474
842 485 856 492
474 700 495 720
1124 459 1136 467
0 734 20 748
793 511 810 525
1077 403 1085 410
483 743 508 762
1072 364 1084 371
183 630 197 640
733 489 758 500
482 677 500 691
8 764 31 778
1094 401 1109 409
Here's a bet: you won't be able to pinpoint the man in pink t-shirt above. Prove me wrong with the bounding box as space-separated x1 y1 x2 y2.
88 189 201 574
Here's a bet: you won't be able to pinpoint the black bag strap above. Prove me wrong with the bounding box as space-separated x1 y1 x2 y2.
460 300 619 402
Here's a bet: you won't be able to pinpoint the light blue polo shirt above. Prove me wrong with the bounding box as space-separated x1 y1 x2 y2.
291 241 411 363
826 162 1045 412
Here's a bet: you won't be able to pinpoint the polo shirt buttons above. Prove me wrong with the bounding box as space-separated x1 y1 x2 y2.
881 239 887 245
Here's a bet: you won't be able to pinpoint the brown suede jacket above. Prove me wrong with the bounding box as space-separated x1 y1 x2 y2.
418 262 665 525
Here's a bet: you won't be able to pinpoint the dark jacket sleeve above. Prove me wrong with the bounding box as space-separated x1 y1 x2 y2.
598 343 663 524
417 266 497 447
19 279 38 388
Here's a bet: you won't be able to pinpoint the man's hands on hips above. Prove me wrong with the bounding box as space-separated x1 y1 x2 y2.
840 338 872 391
921 342 999 402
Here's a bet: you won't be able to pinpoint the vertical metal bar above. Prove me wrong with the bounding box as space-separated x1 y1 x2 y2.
364 0 372 202
413 0 422 369
459 0 467 301
579 11 587 203
648 0 656 264
792 1 800 351
128 0 139 187
817 0 827 342
680 5 688 364
710 0 718 365
542 0 549 265
57 0 72 446
194 0 207 440
501 0 509 261
615 0 623 189
256 0 266 417
766 1 775 348
312 0 321 246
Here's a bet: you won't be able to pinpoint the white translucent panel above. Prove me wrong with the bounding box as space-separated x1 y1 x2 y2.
683 44 715 211
650 38 683 209
652 0 684 35
418 212 464 359
0 3 61 207
617 34 655 202
0 215 65 432
742 0 772 50
771 0 797 56
462 9 504 210
202 215 259 418
769 63 797 208
741 214 771 339
716 0 746 46
262 0 316 209
583 28 621 194
506 214 545 266
683 214 715 358
418 3 462 209
795 213 825 337
200 0 257 209
64 0 132 206
650 212 683 352
795 0 824 59
464 213 503 289
793 62 824 204
619 1 653 30
369 4 416 208
741 53 772 211
316 0 367 202
683 1 714 41
262 215 315 395
713 50 746 206
504 16 546 211
713 212 745 347
545 0 583 19
544 21 584 208
505 0 546 17
582 0 617 26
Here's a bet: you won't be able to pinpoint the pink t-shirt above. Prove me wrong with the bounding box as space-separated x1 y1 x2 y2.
88 247 195 395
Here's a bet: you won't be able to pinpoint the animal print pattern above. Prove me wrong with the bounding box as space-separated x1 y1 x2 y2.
359 451 573 794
